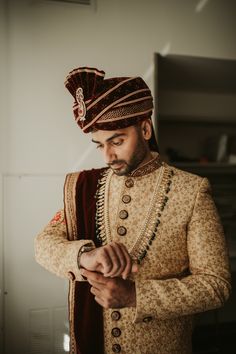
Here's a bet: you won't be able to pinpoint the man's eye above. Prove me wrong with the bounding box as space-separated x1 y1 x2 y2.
96 145 103 149
112 140 123 146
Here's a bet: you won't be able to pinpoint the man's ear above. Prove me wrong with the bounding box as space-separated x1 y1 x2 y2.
141 119 152 140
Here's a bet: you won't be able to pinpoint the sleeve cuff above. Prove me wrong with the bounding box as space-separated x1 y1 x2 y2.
66 240 96 281
132 278 156 324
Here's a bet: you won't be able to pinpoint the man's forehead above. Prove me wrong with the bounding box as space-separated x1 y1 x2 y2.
91 126 135 142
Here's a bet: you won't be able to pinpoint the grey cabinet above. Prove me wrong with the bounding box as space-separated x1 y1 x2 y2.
154 53 236 354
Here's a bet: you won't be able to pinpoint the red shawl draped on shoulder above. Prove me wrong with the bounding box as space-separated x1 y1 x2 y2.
64 168 107 354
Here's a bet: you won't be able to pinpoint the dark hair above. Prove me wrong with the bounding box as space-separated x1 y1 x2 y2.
134 120 159 153
149 124 159 152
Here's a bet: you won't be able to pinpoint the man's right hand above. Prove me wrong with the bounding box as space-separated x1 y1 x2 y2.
79 242 138 279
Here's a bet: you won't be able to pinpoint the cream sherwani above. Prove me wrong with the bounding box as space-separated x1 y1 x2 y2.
35 158 231 354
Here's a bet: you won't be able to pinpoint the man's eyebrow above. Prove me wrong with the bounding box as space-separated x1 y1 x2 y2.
92 133 126 144
91 138 101 144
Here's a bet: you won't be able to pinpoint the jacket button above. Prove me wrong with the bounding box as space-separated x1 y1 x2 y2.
67 271 75 281
112 344 121 353
111 327 121 337
111 311 121 321
143 316 153 323
122 194 131 204
117 226 127 236
119 210 128 219
125 178 134 188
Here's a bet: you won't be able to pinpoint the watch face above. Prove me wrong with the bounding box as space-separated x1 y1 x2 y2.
82 244 94 253
78 244 94 269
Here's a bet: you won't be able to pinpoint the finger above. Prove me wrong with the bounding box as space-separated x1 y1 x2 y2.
89 283 108 309
87 276 110 289
90 288 107 308
87 279 103 289
94 246 117 275
102 243 121 276
117 243 133 279
104 242 127 277
131 263 139 273
97 247 114 275
94 296 107 308
81 269 107 284
118 242 139 275
90 285 101 296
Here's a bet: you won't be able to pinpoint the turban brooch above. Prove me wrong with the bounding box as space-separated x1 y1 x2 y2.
64 67 153 133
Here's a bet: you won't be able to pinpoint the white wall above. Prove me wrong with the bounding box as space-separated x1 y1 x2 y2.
0 0 9 174
2 0 236 175
1 0 236 352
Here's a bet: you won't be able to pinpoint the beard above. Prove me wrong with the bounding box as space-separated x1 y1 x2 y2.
108 137 149 176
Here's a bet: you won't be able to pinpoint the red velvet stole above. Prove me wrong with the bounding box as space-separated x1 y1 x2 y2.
73 168 106 354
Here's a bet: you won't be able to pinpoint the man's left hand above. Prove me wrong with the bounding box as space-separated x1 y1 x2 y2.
81 269 136 309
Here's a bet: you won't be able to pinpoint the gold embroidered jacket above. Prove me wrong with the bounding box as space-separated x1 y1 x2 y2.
35 160 231 354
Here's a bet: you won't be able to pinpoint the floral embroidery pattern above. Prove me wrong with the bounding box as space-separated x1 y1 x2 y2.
50 210 65 225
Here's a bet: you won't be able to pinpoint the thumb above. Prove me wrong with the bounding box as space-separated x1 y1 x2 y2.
131 263 139 273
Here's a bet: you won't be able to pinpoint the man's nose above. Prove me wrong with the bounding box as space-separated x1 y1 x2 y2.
103 145 116 164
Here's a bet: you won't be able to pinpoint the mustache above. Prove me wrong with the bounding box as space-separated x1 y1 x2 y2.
107 160 127 167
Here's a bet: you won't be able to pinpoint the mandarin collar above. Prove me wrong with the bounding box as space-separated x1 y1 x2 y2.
128 152 162 178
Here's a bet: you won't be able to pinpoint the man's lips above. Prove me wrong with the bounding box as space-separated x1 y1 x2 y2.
108 161 126 170
112 163 124 169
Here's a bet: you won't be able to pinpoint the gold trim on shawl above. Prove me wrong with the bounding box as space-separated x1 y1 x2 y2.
64 172 81 354
68 280 77 354
64 172 80 241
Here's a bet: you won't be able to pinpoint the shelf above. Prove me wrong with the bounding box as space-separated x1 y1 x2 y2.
172 162 236 171
157 90 236 123
169 163 236 179
158 115 236 124
156 54 236 94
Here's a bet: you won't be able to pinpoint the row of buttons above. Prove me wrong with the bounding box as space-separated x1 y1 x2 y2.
112 174 155 352
112 178 134 352
110 311 153 352
117 178 134 238
111 311 122 352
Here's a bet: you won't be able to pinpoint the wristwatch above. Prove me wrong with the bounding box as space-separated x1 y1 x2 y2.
77 242 95 269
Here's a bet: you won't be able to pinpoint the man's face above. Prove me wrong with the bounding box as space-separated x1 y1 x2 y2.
91 124 150 176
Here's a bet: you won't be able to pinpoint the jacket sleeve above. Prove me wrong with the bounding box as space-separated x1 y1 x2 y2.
134 178 231 322
34 209 95 281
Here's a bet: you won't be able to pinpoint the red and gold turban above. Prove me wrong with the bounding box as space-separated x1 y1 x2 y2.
64 67 154 133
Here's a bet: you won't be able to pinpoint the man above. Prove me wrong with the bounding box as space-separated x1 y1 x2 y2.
35 67 231 354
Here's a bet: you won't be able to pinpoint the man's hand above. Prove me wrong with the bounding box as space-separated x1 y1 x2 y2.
81 269 136 308
80 242 138 279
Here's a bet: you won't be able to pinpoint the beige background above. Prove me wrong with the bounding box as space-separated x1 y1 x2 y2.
0 0 236 353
